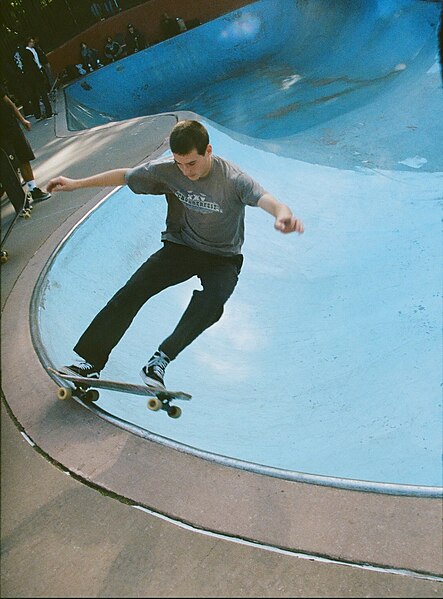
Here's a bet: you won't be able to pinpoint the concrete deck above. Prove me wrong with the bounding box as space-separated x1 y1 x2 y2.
1 106 442 596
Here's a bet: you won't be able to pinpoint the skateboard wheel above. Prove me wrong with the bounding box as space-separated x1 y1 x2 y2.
167 406 182 419
57 386 72 400
147 397 162 411
83 389 99 402
0 250 8 264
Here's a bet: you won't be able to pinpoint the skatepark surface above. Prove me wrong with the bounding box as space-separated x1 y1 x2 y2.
1 0 442 596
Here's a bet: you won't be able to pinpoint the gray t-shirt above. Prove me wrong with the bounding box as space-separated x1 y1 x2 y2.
125 155 267 256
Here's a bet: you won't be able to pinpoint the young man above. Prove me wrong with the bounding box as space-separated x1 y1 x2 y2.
22 37 53 120
47 120 304 389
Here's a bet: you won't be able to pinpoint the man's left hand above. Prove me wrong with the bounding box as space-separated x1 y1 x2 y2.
275 216 305 234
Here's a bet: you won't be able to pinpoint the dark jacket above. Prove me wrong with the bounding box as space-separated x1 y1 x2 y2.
22 47 45 83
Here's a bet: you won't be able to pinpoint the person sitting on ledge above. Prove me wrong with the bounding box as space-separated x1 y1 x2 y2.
104 36 125 62
80 42 102 72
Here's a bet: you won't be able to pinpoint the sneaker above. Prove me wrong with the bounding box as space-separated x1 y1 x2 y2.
59 360 100 379
140 350 170 389
31 187 51 202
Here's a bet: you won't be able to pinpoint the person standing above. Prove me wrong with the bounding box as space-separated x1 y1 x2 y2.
22 37 53 120
10 44 32 117
0 83 51 203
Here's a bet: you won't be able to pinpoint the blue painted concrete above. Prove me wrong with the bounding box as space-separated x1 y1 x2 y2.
39 0 443 492
65 0 442 171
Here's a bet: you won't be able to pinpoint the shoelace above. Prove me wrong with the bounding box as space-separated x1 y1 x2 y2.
76 361 94 372
151 356 168 377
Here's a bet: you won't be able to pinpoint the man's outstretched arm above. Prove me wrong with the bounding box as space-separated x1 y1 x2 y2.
258 193 305 234
47 168 129 193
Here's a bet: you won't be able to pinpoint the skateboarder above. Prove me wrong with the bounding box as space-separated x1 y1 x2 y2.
47 120 304 389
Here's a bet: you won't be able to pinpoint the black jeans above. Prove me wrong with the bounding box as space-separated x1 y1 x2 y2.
27 73 52 118
74 242 243 369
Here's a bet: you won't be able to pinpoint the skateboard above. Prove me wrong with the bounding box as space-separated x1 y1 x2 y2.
48 368 191 419
1 148 33 264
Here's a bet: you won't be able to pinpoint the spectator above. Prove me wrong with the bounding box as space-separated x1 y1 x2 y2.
0 82 51 203
22 37 53 119
160 12 187 39
176 16 187 33
104 36 124 62
80 42 102 72
160 12 177 38
125 23 146 54
10 44 32 116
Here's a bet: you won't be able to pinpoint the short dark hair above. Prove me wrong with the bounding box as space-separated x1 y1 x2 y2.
169 120 209 155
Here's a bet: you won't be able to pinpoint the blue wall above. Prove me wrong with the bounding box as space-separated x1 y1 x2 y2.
65 0 439 135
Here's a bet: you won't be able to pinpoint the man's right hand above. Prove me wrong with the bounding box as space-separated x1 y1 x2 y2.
46 176 78 193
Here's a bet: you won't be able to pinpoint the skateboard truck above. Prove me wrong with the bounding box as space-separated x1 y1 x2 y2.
147 393 182 418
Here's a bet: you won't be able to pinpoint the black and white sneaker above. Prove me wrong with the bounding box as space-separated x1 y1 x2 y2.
59 360 100 379
140 350 170 389
31 187 51 202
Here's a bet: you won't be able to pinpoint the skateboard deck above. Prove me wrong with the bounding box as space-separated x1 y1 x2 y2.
48 367 191 418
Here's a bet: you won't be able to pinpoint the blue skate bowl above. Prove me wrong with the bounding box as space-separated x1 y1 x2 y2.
35 0 442 495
